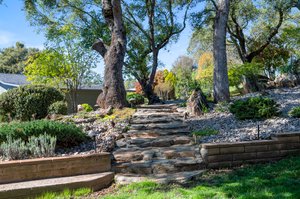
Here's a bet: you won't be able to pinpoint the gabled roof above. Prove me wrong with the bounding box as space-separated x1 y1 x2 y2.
0 73 29 86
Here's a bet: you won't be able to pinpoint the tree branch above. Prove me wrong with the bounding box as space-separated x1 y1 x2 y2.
92 39 108 57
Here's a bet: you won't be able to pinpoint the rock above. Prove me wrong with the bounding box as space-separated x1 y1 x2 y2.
187 89 209 116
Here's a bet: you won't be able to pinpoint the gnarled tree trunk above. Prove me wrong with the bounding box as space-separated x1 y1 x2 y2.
93 0 127 109
213 0 230 102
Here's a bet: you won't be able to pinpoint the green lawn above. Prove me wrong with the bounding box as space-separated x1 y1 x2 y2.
103 156 300 199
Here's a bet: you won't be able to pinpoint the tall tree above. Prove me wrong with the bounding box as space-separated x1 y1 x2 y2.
0 42 39 74
123 0 193 103
212 0 230 102
24 0 127 109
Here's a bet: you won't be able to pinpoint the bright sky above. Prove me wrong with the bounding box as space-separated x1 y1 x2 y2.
0 1 195 76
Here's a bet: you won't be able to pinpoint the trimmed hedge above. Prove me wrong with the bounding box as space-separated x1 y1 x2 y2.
0 85 65 121
229 97 279 120
0 120 89 148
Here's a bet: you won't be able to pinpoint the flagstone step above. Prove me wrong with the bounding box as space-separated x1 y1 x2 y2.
115 170 206 185
130 122 188 130
114 158 205 175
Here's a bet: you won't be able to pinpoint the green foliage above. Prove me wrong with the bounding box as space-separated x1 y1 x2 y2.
289 106 300 118
48 101 68 115
27 133 56 158
215 101 230 113
0 85 65 121
192 128 218 137
0 42 39 74
0 120 88 148
230 97 280 120
0 134 56 160
127 93 145 106
171 56 196 99
0 136 27 160
103 156 300 199
81 103 93 112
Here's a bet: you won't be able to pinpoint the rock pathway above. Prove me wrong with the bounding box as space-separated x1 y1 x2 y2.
112 104 205 184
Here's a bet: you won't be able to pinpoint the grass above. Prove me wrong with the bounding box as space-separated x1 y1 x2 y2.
192 128 219 137
103 156 300 199
36 188 91 199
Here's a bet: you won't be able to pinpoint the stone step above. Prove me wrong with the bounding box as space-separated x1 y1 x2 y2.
136 104 177 110
130 122 188 130
133 112 183 119
0 172 114 199
127 128 191 138
114 158 204 175
130 117 184 124
113 145 198 162
115 170 206 185
117 135 193 148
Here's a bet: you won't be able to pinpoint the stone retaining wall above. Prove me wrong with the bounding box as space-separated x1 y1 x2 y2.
200 132 300 168
0 153 111 184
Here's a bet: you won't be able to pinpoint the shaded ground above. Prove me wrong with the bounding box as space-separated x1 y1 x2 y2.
188 86 300 143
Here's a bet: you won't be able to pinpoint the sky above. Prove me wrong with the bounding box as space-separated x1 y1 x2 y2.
0 1 195 75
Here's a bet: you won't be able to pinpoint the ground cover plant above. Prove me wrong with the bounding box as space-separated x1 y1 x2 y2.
0 120 88 149
289 106 300 118
103 156 300 199
229 97 280 120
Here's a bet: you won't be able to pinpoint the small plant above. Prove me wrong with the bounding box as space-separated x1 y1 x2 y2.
192 128 218 144
229 97 279 120
27 133 56 157
0 136 28 160
48 101 68 115
81 103 93 112
289 106 300 118
127 93 145 106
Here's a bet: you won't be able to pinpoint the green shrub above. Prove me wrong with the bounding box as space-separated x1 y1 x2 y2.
0 120 88 148
229 97 279 120
127 93 145 106
48 101 68 115
0 85 65 121
81 103 93 112
289 106 300 118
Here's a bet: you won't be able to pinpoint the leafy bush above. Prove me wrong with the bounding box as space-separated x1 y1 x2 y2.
0 120 88 148
230 97 279 120
0 134 56 160
81 103 93 112
127 93 145 106
289 106 300 118
48 101 68 115
0 85 65 121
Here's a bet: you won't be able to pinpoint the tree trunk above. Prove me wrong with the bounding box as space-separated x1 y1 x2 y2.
93 0 127 109
213 0 230 103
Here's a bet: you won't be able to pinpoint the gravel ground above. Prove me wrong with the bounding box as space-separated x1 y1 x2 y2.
188 86 300 143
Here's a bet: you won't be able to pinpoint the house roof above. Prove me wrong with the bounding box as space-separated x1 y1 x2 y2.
0 73 102 91
0 73 29 86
